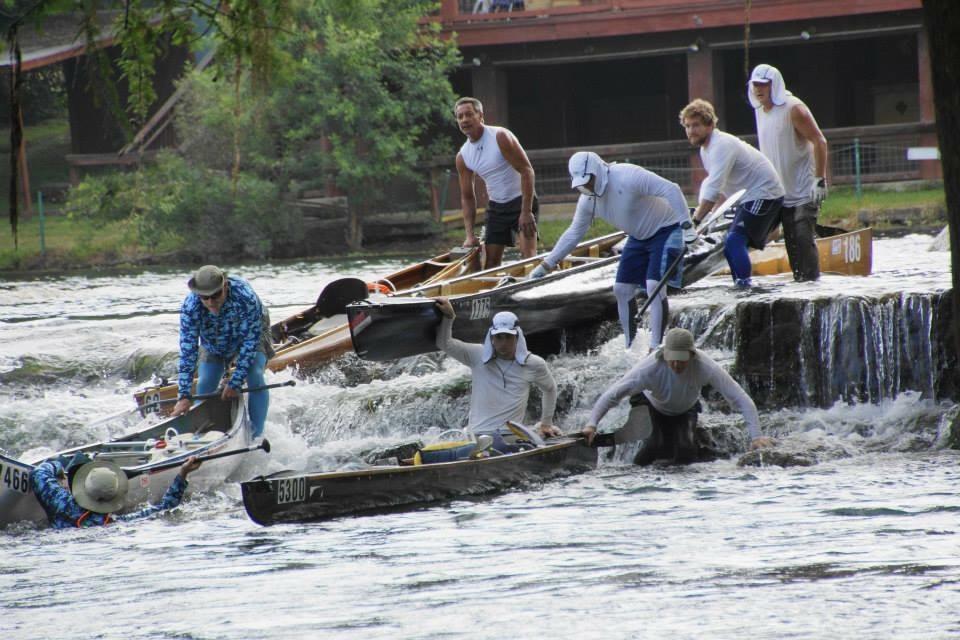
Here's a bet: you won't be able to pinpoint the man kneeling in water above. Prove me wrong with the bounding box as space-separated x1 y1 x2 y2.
434 297 561 454
582 328 773 464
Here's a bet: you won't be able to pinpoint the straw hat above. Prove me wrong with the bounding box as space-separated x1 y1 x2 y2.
71 459 129 514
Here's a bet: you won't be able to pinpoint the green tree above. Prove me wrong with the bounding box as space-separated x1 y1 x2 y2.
274 0 460 249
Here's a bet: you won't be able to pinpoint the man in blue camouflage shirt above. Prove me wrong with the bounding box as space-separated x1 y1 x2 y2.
171 265 274 438
31 457 201 529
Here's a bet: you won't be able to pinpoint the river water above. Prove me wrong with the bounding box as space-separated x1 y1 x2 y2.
2 236 959 639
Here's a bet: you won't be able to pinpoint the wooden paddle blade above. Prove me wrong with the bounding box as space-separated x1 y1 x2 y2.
613 405 653 444
315 278 369 318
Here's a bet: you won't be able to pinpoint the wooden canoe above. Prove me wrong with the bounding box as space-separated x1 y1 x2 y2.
0 397 250 528
347 232 628 361
241 437 597 525
133 247 480 409
749 227 873 277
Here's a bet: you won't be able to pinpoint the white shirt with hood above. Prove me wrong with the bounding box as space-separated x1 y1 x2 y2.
749 64 817 208
698 129 784 205
589 349 760 439
542 154 690 270
436 316 557 434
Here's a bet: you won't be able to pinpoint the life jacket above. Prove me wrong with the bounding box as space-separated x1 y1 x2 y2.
75 511 112 528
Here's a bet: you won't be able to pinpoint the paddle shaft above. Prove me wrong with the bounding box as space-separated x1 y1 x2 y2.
125 439 271 478
636 190 746 320
138 380 296 413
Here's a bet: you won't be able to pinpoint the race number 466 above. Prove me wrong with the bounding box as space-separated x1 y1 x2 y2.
1 462 31 494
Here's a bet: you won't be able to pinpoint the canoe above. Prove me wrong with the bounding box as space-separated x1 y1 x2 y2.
241 436 597 525
749 227 873 277
0 397 251 528
132 247 479 409
347 232 630 361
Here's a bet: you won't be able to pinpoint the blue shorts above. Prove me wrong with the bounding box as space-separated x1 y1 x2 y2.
729 198 784 250
616 223 684 288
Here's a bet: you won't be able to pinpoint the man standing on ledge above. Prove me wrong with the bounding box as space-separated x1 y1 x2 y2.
455 97 538 269
583 328 772 465
749 63 829 282
171 265 274 438
681 98 785 288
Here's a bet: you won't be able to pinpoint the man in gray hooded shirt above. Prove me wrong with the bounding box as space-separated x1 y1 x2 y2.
529 151 692 350
434 297 561 452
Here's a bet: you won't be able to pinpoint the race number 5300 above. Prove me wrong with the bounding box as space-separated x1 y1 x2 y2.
1 462 31 494
276 477 306 504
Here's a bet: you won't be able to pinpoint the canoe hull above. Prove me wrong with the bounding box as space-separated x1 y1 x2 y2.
750 227 873 277
241 438 597 525
0 397 250 528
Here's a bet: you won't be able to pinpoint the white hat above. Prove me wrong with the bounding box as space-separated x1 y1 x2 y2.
567 151 610 195
748 64 790 108
490 311 519 335
662 328 696 362
71 460 129 513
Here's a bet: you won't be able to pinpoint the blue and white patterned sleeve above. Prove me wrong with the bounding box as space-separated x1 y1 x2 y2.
178 296 202 398
228 288 263 390
116 475 188 522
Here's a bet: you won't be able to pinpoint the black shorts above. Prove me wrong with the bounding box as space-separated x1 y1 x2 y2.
483 195 539 247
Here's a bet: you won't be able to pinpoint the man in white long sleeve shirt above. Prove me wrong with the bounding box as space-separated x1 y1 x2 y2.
582 328 772 464
749 64 829 282
434 298 561 452
681 99 785 288
529 151 692 349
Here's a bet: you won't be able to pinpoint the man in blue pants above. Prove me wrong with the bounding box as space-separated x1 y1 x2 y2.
171 265 274 438
680 99 785 288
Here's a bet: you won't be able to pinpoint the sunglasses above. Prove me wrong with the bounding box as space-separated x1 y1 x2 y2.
200 288 223 301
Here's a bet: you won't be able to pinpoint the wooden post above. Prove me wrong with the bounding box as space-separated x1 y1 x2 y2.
17 108 32 215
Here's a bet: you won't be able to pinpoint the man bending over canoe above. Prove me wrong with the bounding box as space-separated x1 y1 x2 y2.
171 265 274 438
583 328 773 464
435 298 561 452
529 151 692 351
31 457 202 529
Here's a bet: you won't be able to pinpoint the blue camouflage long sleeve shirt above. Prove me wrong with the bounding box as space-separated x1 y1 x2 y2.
178 276 265 398
31 461 189 529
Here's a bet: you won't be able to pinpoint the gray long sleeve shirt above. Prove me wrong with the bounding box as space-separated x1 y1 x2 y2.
589 350 760 438
543 163 690 269
436 316 557 434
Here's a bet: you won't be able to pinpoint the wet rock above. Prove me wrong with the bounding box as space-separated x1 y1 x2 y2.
737 448 816 467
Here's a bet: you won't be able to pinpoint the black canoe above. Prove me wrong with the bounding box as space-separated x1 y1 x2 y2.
240 437 597 525
346 230 727 362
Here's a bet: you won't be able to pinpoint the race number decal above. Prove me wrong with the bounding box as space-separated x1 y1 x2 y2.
1 462 31 494
142 392 162 415
468 298 491 321
276 477 306 504
842 234 861 264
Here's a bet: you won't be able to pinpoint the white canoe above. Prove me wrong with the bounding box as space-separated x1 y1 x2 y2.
0 397 251 528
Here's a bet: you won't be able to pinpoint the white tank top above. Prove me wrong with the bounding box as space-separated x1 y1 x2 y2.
755 95 816 208
459 125 522 204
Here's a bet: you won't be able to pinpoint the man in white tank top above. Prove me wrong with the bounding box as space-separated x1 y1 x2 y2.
454 97 538 269
749 64 829 281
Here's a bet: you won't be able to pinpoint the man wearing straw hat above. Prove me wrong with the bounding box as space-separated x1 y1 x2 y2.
434 297 561 453
171 265 275 438
31 457 202 529
582 328 772 464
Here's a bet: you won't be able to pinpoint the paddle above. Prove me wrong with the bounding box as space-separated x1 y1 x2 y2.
635 189 746 320
123 438 271 479
313 277 369 318
506 407 649 448
92 381 298 427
